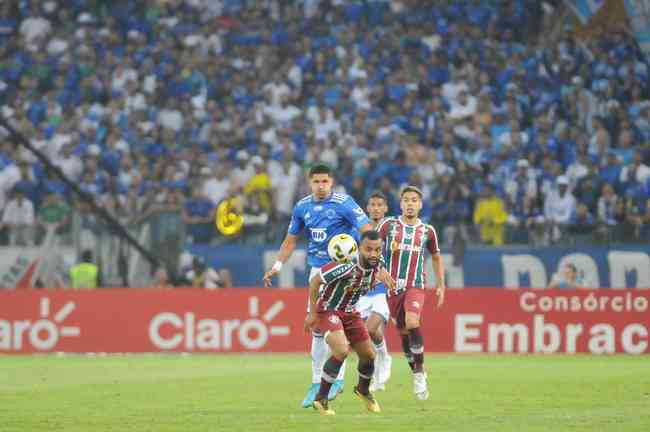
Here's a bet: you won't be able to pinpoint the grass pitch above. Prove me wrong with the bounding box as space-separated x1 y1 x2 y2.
1 354 649 431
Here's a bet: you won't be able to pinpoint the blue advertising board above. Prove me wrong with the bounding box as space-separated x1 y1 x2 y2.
187 244 650 289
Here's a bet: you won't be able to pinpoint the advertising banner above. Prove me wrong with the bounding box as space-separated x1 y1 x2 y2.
186 244 650 289
1 289 647 354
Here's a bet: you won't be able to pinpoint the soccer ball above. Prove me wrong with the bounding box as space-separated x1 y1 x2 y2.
328 234 358 264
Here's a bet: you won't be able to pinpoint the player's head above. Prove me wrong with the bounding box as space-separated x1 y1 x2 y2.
400 185 423 219
359 230 382 269
563 263 577 281
308 163 333 200
366 191 388 222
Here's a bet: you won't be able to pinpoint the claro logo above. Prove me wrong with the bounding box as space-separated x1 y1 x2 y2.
149 297 290 351
0 298 80 351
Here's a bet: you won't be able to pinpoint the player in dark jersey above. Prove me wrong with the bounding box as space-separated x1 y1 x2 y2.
377 185 446 400
304 230 385 416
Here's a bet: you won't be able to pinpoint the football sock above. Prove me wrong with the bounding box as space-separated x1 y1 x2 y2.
357 359 375 394
409 327 424 373
401 334 415 372
317 356 344 400
311 334 328 384
336 358 347 381
374 339 388 360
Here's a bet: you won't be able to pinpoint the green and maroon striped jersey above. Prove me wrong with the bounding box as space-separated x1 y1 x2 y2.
377 217 440 296
317 260 380 312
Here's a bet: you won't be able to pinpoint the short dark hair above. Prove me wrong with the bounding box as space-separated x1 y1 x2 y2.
367 191 387 203
81 250 93 263
400 185 423 199
360 230 381 242
308 163 332 177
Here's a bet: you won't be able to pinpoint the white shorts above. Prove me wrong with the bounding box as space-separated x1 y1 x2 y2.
306 267 321 313
356 293 390 323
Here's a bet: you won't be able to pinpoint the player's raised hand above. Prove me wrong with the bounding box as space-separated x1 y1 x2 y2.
303 313 316 333
436 283 446 308
263 268 279 287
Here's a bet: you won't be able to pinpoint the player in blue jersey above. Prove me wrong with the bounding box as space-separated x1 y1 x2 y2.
356 192 393 392
263 163 374 408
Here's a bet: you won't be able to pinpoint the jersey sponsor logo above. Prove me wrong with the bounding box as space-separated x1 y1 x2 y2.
328 314 340 324
310 228 327 242
326 209 336 219
395 243 423 253
412 301 421 309
325 264 352 280
314 205 323 212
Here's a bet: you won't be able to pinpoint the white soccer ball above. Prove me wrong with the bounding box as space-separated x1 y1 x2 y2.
328 233 358 264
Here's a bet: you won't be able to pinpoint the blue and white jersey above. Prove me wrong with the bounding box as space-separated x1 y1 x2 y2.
288 192 370 268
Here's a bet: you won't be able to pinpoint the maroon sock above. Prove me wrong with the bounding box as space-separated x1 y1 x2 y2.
317 356 343 400
409 328 424 373
357 359 375 394
401 334 415 372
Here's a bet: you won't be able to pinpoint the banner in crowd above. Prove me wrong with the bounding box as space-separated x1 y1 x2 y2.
187 245 650 289
624 0 650 54
0 247 75 289
564 0 607 24
1 289 648 354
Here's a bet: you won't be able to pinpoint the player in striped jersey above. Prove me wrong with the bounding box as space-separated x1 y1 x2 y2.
356 192 392 391
304 230 385 416
263 163 374 408
377 185 446 401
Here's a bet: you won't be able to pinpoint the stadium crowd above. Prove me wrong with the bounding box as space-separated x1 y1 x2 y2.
0 0 649 249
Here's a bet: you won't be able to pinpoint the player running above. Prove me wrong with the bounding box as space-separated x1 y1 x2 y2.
304 230 386 416
263 163 373 408
356 192 392 391
377 186 446 400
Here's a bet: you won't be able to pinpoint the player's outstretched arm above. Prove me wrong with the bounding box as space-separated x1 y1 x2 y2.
263 233 297 287
431 253 446 307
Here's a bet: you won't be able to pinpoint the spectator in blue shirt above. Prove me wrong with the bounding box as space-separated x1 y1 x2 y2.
182 186 215 244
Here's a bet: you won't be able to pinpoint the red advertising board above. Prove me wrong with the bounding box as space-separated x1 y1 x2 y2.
0 289 648 354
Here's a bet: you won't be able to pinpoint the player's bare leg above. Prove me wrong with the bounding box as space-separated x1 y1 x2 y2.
312 330 349 416
351 339 381 413
366 312 391 391
405 311 428 400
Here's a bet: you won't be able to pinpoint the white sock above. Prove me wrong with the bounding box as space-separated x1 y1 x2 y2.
374 339 389 359
336 358 347 381
311 334 328 384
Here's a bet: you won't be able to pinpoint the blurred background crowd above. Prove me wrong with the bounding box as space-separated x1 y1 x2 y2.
0 0 649 263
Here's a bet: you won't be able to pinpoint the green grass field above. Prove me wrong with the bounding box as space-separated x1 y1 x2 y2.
1 354 649 432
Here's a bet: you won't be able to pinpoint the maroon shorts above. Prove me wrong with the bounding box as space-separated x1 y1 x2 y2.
387 289 426 329
315 310 370 345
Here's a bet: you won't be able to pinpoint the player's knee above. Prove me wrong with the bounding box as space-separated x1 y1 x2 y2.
361 347 376 362
331 345 349 360
405 315 420 330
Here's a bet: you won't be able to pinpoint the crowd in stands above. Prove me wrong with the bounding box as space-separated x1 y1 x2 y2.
0 0 649 250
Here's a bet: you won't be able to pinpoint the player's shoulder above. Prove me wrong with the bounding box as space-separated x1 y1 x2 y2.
330 192 351 204
321 260 355 278
423 222 438 233
294 194 313 209
377 216 399 230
